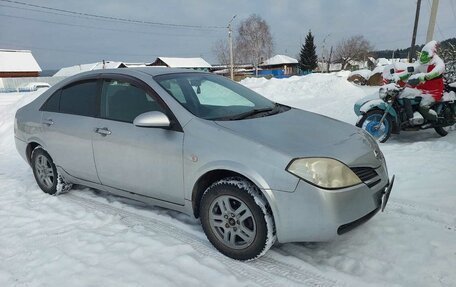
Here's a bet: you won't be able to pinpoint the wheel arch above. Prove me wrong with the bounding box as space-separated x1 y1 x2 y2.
25 141 43 165
191 169 276 221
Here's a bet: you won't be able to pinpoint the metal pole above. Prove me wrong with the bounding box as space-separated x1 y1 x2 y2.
426 0 439 42
228 15 236 80
321 33 330 73
327 46 333 73
410 0 422 62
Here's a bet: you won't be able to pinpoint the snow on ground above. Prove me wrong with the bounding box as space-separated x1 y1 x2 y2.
0 74 455 287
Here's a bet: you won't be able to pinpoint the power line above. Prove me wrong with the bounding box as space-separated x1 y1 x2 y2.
0 3 113 23
0 0 225 30
0 13 223 38
449 0 456 20
0 3 222 33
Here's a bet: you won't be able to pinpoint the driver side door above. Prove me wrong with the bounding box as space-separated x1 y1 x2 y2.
92 76 185 205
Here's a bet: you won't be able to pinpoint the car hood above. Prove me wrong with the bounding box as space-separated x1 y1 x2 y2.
215 108 381 168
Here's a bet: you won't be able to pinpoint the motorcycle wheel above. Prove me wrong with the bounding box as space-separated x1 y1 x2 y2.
357 110 393 143
434 126 448 137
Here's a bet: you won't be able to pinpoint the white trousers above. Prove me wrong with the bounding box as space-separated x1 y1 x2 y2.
400 88 435 108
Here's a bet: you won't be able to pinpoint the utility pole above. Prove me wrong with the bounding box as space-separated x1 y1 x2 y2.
321 33 331 73
426 0 439 42
327 46 333 73
228 15 236 80
410 0 422 62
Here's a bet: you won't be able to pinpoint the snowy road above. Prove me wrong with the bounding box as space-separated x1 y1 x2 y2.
1 74 455 287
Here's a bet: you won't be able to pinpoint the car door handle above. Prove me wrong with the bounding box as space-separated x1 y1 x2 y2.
95 127 112 136
42 119 54 126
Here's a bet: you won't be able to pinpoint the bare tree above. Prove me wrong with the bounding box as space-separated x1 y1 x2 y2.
335 35 373 70
439 42 456 83
439 42 456 63
212 39 230 66
235 14 273 70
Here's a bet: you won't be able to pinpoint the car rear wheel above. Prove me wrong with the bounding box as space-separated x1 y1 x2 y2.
200 177 275 261
434 126 449 137
31 147 72 195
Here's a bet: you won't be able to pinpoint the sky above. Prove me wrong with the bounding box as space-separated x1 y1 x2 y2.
1 0 455 70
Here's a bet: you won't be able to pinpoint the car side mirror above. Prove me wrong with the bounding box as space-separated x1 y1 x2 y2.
133 111 170 128
407 66 415 73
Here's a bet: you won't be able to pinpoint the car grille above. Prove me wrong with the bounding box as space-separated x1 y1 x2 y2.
350 167 378 182
337 206 381 235
351 167 382 188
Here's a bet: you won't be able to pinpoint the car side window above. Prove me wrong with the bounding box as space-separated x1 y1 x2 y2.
41 90 61 112
59 80 98 117
100 79 165 123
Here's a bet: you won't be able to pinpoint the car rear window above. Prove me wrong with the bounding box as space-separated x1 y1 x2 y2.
59 80 98 117
41 90 61 112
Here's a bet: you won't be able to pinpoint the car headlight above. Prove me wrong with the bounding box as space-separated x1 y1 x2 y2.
286 158 362 189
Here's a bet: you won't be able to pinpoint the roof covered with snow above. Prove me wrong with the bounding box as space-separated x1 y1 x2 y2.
349 69 372 79
375 58 409 67
260 55 298 66
0 49 41 72
154 57 212 68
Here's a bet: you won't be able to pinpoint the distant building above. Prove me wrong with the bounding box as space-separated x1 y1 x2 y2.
259 55 299 77
149 57 212 71
316 62 343 72
0 49 42 77
211 64 255 75
53 61 147 77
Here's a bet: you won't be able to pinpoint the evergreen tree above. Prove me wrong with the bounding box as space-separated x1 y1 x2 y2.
299 31 318 72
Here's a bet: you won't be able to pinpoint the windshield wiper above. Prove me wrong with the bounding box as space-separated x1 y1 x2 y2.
228 104 280 120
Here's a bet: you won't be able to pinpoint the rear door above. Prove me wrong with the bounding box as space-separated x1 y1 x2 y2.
92 76 185 205
40 79 100 183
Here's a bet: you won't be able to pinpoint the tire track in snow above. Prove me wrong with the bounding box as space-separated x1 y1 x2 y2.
64 193 343 287
389 198 455 218
386 200 456 232
272 198 456 281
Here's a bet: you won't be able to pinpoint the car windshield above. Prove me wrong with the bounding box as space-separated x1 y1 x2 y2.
155 73 284 120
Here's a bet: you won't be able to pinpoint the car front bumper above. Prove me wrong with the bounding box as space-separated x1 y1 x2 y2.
269 164 393 243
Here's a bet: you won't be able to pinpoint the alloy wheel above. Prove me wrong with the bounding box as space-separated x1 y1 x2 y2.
34 154 55 189
208 195 257 249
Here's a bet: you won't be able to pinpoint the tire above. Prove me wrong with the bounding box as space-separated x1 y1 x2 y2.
357 110 393 143
31 147 58 194
434 126 448 137
200 177 275 261
31 147 72 195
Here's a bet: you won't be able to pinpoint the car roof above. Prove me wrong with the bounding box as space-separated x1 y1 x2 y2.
72 67 207 78
51 67 211 92
132 67 206 76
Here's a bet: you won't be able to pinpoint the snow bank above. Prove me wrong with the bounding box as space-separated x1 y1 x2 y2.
241 73 378 123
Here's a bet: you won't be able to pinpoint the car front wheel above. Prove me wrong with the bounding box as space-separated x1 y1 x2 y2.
200 177 275 260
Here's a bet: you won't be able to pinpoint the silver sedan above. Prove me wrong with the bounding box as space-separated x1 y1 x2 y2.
15 68 394 260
